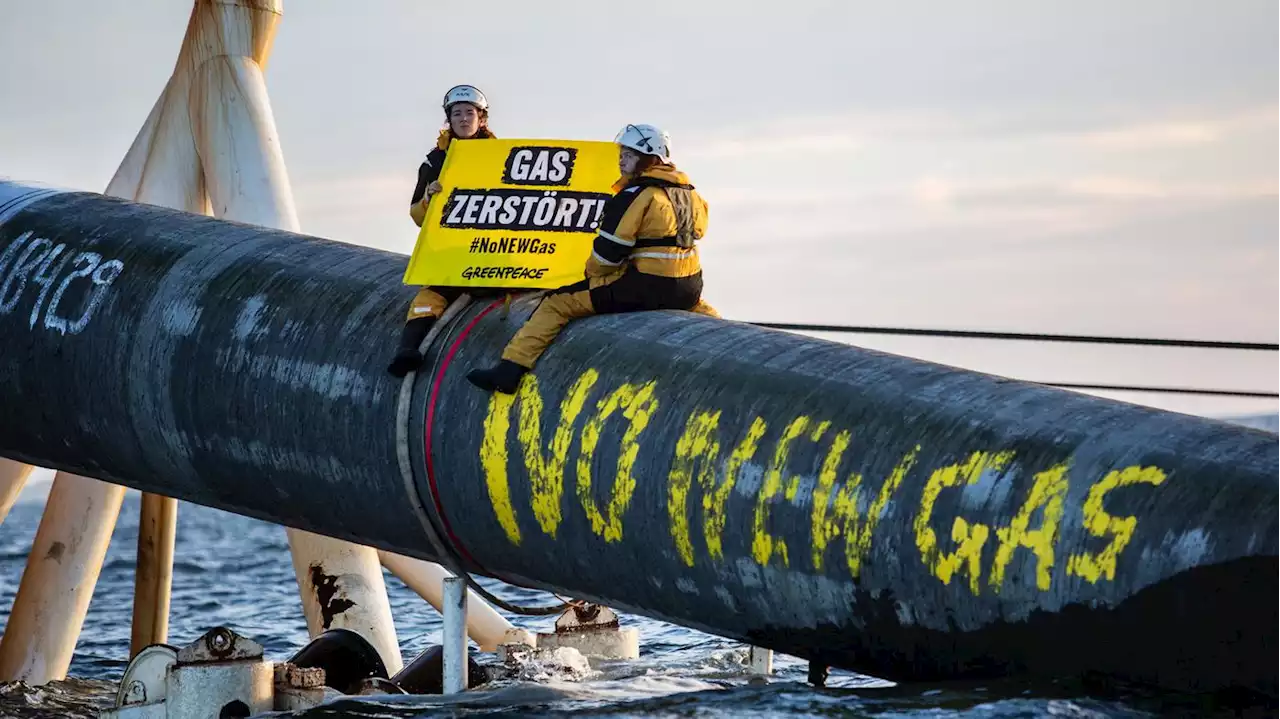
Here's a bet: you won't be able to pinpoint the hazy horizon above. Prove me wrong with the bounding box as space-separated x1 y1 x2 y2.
2 0 1275 418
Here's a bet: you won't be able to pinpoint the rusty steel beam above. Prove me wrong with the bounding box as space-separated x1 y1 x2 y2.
0 181 1275 696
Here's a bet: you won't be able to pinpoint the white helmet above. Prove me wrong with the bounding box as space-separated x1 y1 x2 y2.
614 124 671 163
443 84 489 113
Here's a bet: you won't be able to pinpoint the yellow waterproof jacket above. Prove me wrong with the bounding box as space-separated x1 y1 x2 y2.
585 163 708 278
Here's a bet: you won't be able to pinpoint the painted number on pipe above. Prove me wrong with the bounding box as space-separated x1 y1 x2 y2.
0 231 126 335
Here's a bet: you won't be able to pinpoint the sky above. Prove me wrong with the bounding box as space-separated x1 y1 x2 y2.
0 0 1276 420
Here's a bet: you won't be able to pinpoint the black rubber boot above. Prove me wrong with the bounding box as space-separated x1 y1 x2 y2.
466 360 528 394
387 317 435 378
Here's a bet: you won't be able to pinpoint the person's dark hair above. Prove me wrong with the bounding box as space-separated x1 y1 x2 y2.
634 153 661 172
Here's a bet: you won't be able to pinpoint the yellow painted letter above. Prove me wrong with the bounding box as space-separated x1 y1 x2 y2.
989 463 1070 592
481 371 598 544
481 390 523 545
489 370 597 540
752 418 829 567
1067 465 1167 583
577 380 659 543
705 417 768 561
914 451 1012 594
810 430 852 572
846 445 919 577
811 439 920 577
668 410 721 566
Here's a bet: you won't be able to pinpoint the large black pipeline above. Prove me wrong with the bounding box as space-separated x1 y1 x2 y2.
0 181 1275 696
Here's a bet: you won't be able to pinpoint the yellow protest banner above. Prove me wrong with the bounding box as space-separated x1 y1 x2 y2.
402 139 620 289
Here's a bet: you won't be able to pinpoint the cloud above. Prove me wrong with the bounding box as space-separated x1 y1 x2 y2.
704 175 1275 213
682 132 865 160
1066 177 1276 202
694 173 1277 253
1068 106 1278 150
292 174 412 230
1074 121 1221 149
912 177 955 207
680 103 1278 160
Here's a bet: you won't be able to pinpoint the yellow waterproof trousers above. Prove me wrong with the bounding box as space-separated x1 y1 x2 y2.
501 268 716 368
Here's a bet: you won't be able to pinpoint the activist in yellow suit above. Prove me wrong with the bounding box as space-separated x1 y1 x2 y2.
389 84 500 378
468 124 719 394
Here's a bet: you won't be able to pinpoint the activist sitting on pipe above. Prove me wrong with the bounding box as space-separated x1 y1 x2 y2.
389 84 504 377
467 123 720 394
